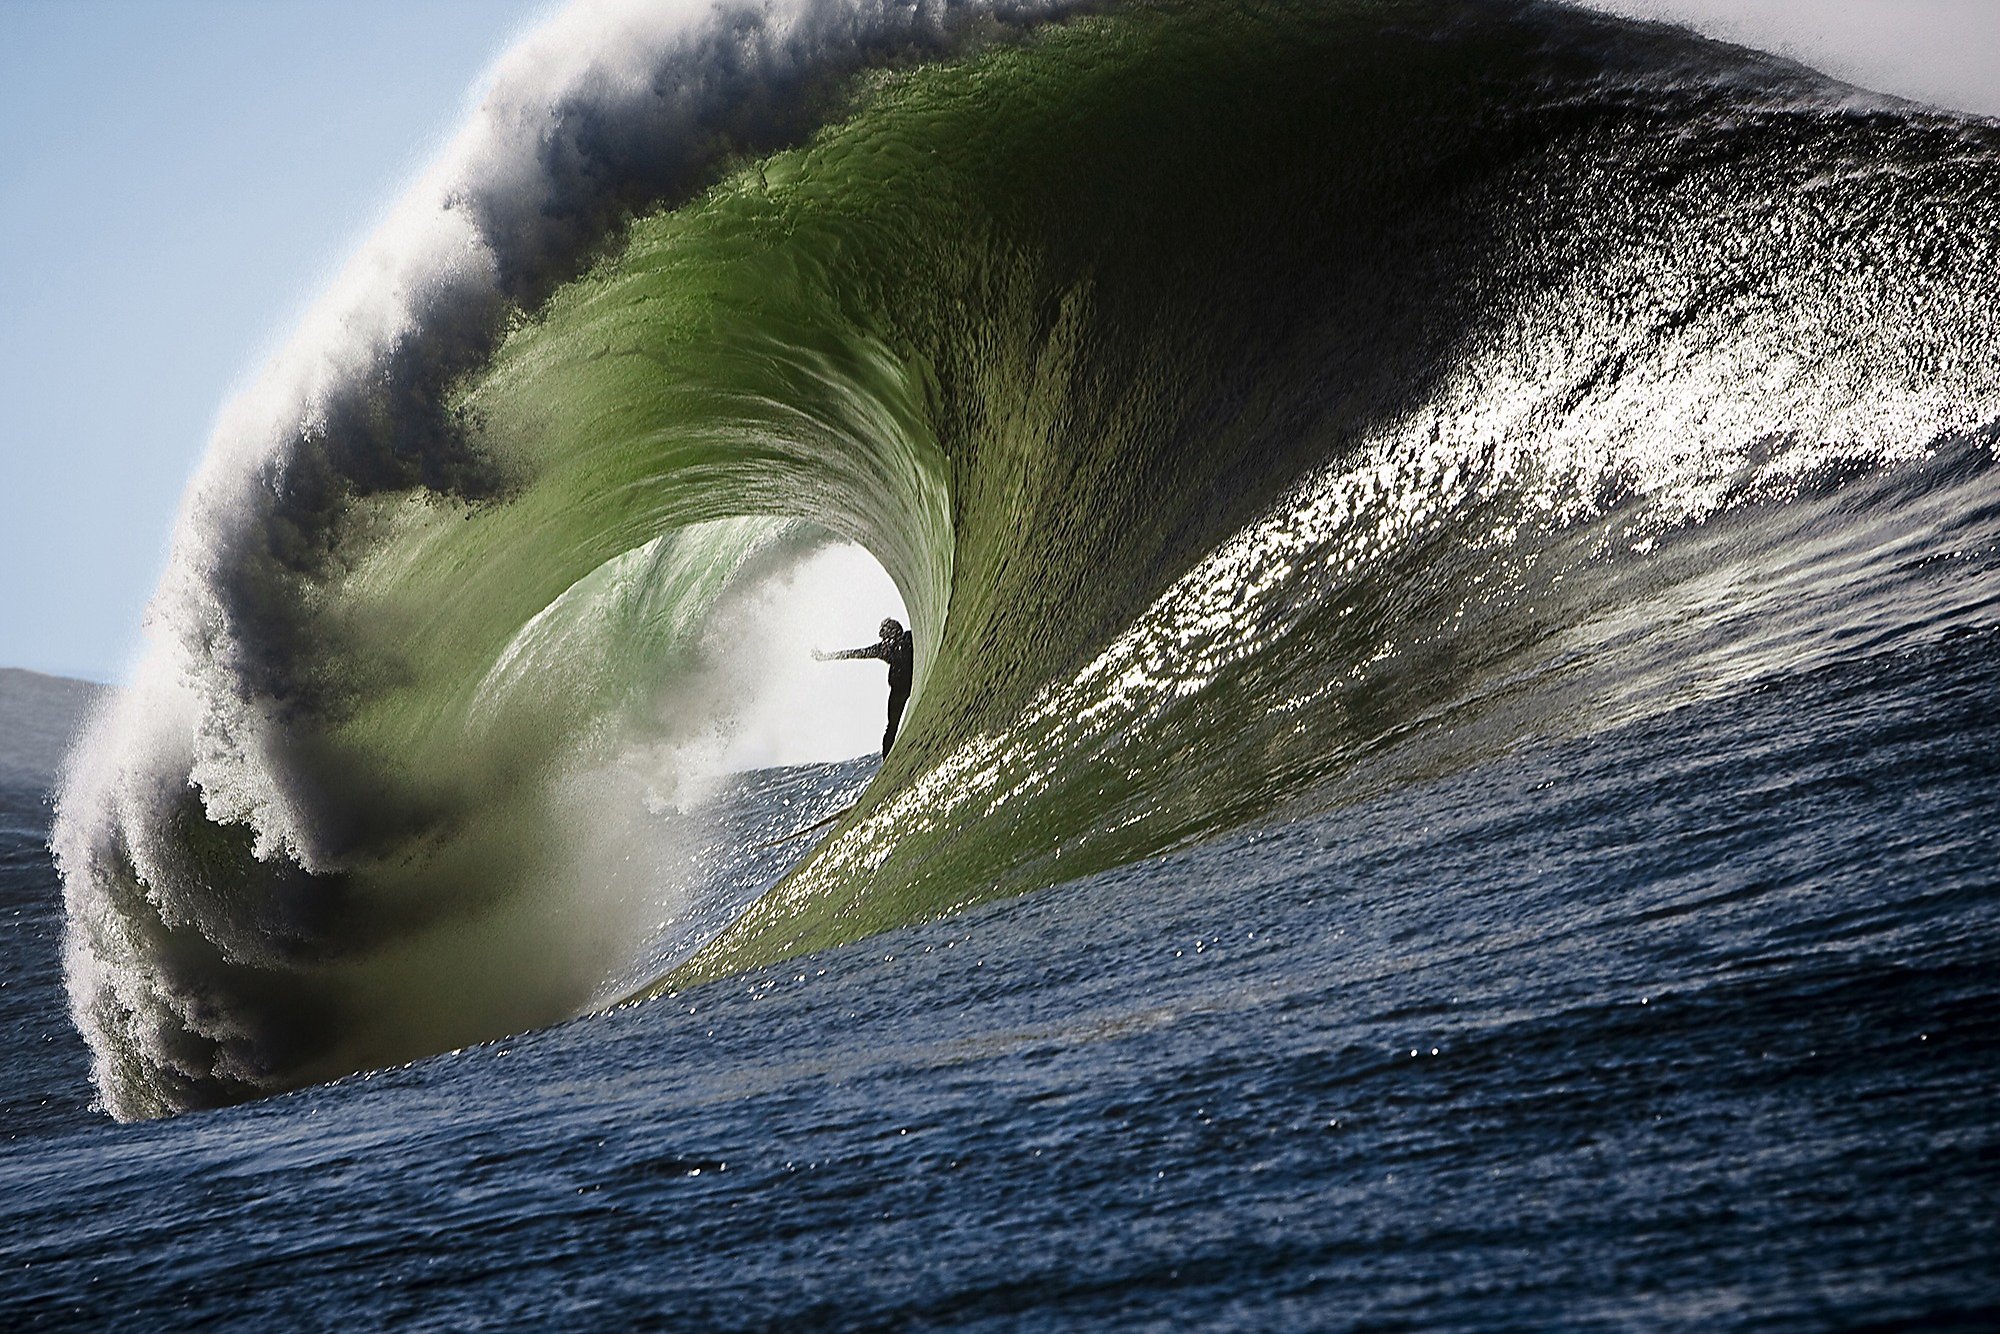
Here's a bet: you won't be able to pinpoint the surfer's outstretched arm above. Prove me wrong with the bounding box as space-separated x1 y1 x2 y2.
816 642 890 662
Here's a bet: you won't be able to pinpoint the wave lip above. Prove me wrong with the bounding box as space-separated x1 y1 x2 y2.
58 0 2000 1117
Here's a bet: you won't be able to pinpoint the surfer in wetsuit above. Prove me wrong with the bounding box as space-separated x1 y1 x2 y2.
816 617 914 757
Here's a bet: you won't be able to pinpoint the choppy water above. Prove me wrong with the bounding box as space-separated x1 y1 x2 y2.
7 623 1997 1327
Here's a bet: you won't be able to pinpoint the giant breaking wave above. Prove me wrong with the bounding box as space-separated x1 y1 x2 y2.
57 0 2000 1117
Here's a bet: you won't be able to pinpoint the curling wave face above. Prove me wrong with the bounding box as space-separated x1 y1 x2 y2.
56 0 2000 1116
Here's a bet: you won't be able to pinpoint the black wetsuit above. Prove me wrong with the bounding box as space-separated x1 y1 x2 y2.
828 628 915 757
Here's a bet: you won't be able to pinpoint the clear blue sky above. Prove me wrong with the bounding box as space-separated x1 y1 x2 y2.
0 0 551 682
0 1 1993 685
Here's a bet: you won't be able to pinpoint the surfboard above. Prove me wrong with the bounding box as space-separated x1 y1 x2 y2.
749 798 859 851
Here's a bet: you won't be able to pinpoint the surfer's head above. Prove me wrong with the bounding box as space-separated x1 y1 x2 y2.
880 617 904 640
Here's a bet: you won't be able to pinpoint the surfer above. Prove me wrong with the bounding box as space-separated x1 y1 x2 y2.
816 617 914 757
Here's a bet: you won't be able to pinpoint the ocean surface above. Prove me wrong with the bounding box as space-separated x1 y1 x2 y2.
6 634 1999 1327
13 0 2000 1325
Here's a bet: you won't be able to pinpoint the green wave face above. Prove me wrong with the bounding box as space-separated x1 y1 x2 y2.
452 0 1562 977
58 0 2000 1114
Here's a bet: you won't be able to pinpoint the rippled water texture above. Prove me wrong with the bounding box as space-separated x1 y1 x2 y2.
7 627 1999 1326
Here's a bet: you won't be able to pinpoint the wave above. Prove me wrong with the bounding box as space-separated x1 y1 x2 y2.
56 0 2000 1117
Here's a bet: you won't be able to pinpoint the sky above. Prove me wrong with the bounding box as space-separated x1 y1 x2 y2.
1 0 1996 685
1593 0 2000 122
0 0 553 681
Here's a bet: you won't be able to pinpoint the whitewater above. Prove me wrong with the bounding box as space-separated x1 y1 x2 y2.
6 0 1998 1325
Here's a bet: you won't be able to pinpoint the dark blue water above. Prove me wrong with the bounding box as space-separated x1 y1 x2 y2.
4 626 1996 1329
